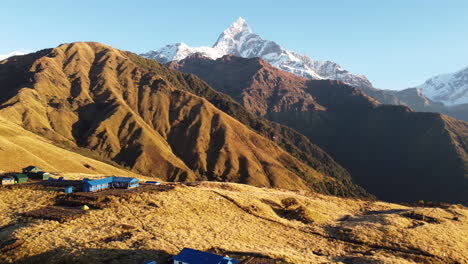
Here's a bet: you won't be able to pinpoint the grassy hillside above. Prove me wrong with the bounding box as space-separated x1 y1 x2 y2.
0 116 138 176
0 180 466 264
128 52 369 198
0 42 365 196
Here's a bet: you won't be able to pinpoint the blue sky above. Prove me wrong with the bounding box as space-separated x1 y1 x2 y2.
1 0 467 89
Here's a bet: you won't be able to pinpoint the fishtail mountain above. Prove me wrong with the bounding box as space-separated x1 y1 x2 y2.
0 42 370 197
170 55 468 204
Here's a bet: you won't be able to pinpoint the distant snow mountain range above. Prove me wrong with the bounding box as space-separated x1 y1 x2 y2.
141 17 373 90
418 66 468 106
141 17 468 117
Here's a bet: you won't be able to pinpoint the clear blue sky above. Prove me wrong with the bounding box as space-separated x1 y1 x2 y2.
1 0 467 89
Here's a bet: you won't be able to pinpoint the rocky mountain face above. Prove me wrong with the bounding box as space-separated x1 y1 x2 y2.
170 55 468 204
0 42 371 197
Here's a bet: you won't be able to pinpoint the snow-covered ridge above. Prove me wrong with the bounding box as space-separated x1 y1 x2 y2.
142 43 223 64
141 17 373 89
418 66 468 106
0 51 27 61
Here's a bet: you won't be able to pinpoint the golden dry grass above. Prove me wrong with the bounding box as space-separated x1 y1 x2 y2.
0 116 139 177
1 181 466 264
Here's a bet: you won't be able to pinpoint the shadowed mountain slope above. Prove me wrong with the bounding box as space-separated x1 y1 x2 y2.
170 55 468 204
0 42 370 197
446 103 468 121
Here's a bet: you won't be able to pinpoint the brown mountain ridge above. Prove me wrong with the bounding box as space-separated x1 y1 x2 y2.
0 42 369 197
170 55 468 205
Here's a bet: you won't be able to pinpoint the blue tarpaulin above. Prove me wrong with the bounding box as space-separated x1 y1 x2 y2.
173 248 240 264
64 186 73 193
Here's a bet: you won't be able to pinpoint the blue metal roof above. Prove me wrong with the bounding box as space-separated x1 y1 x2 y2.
112 177 139 183
173 248 240 264
83 177 114 186
146 181 161 185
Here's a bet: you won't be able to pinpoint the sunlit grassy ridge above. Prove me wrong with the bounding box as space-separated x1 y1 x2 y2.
0 116 138 176
0 180 466 263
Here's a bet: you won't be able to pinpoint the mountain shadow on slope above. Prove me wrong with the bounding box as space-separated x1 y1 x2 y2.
170 55 468 204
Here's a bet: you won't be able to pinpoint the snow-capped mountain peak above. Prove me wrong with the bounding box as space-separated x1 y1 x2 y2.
141 18 372 89
219 17 252 39
143 42 223 64
418 66 468 106
212 17 256 56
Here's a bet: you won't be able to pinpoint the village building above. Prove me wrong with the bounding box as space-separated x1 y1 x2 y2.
112 177 139 189
82 177 140 192
82 177 113 192
40 172 51 180
22 166 50 180
173 248 240 264
14 173 28 183
1 177 15 186
22 165 43 174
